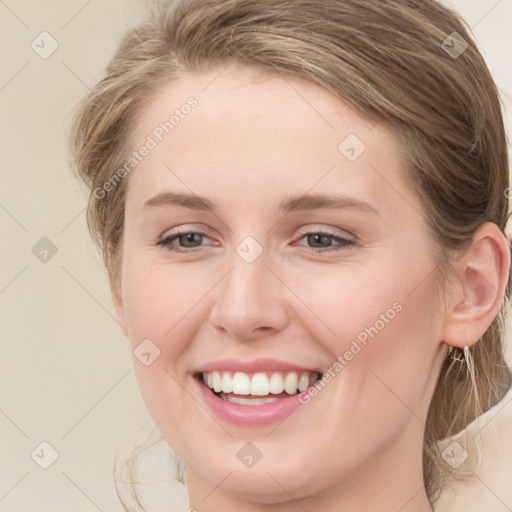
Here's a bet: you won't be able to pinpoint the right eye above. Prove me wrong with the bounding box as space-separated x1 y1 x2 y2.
156 230 213 253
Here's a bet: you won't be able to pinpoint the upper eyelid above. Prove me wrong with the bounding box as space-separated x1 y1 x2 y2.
160 223 353 237
296 225 353 236
158 224 213 239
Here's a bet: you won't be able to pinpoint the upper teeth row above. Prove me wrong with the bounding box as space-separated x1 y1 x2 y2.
202 371 319 396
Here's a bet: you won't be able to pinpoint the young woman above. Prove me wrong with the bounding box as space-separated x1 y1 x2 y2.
70 0 511 510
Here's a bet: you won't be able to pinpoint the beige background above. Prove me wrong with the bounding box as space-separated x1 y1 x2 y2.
1 0 511 511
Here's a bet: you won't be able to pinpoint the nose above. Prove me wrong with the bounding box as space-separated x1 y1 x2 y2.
208 244 290 341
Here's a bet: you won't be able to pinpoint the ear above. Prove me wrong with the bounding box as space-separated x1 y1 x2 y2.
441 222 510 349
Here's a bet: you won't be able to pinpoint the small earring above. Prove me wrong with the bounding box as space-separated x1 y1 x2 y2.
450 346 466 362
463 345 474 374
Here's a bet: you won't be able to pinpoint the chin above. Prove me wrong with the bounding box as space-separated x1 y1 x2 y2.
185 448 330 504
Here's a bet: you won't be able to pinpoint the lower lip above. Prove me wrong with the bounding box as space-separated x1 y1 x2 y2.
194 376 304 426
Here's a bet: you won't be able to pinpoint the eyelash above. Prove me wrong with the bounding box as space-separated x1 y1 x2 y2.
155 228 354 253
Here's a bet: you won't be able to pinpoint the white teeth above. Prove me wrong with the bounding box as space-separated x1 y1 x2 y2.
201 370 320 397
298 373 310 392
251 372 270 396
232 372 251 394
284 372 298 394
212 371 223 393
222 372 233 393
220 394 281 405
269 372 284 394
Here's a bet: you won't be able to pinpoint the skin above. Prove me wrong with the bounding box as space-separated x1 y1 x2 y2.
111 64 510 512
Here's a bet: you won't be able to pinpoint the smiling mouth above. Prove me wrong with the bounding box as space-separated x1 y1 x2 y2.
197 370 321 405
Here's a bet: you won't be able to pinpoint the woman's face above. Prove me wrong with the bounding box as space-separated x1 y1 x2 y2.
114 65 446 505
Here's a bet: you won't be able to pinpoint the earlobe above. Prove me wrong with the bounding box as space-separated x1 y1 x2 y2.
442 222 510 349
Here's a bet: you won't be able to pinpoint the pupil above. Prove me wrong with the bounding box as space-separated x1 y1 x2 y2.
182 233 201 246
308 233 331 247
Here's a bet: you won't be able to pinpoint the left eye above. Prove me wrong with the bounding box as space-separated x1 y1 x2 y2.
295 232 354 252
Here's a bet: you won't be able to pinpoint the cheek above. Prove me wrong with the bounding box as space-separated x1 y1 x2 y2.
120 262 209 427
297 257 440 410
122 259 211 348
280 267 440 484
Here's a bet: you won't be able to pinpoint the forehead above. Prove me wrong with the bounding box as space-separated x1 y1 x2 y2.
126 65 419 218
133 64 373 152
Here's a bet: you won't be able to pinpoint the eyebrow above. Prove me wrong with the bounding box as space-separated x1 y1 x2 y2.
144 191 213 211
143 191 379 215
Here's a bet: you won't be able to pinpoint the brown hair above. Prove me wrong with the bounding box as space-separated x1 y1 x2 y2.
70 0 511 507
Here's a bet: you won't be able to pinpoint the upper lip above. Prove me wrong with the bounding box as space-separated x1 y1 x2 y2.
195 358 322 374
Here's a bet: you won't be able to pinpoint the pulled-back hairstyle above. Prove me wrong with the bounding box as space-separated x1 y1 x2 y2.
70 0 511 507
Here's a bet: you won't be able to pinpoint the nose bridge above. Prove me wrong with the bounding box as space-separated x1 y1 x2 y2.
208 238 289 339
226 245 269 302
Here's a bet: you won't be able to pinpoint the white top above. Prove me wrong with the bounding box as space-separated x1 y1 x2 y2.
436 380 512 511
